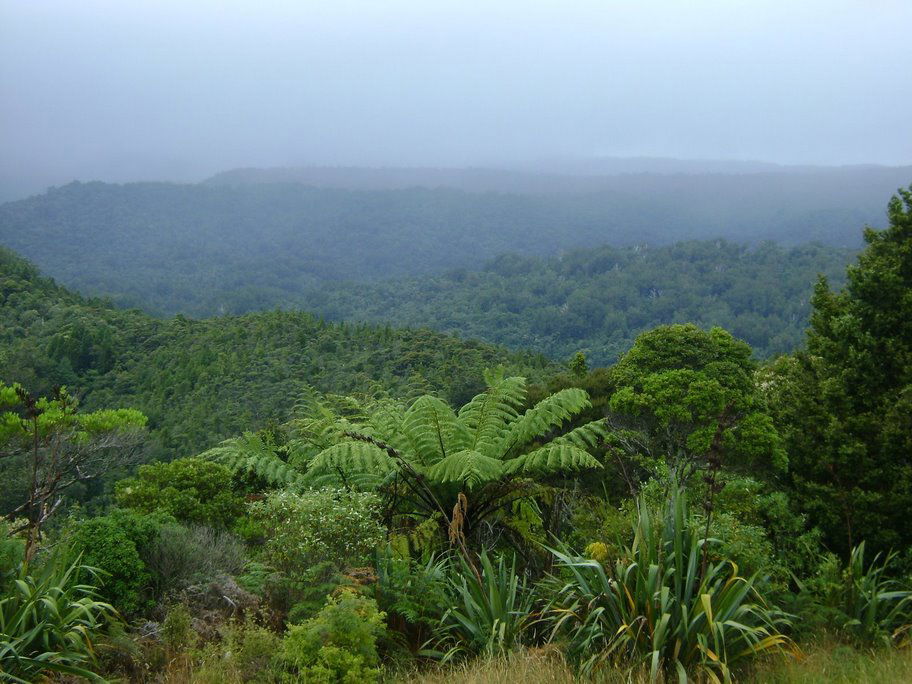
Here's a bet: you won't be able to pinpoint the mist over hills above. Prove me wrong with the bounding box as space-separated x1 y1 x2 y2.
0 163 906 319
204 160 912 197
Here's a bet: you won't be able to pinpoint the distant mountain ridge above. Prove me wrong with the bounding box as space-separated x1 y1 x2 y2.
203 161 912 194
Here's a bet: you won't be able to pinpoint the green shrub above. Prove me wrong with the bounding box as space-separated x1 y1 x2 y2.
225 617 282 682
0 557 116 682
706 477 823 583
183 615 283 683
799 542 912 646
281 589 386 683
285 562 352 624
65 510 170 615
374 548 449 651
114 457 245 528
542 486 794 680
162 602 195 653
0 521 24 591
236 560 277 597
250 488 384 576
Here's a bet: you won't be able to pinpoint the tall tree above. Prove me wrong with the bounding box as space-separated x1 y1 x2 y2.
605 324 785 488
767 187 912 555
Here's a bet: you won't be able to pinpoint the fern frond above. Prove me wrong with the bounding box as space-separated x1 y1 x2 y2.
425 449 505 488
306 469 387 490
367 399 406 438
550 419 609 450
292 383 325 419
458 376 526 457
503 443 601 477
306 440 397 483
498 388 591 457
201 432 307 488
401 395 471 466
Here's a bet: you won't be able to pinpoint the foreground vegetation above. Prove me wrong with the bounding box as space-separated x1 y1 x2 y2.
1 187 910 681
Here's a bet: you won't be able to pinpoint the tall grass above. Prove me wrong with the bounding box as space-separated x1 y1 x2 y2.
404 644 912 684
0 557 116 682
542 486 794 682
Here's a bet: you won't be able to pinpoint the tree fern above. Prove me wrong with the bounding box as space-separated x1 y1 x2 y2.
458 375 526 456
504 443 601 476
288 373 603 548
401 395 470 466
497 388 591 458
425 450 505 488
549 419 609 450
306 440 397 488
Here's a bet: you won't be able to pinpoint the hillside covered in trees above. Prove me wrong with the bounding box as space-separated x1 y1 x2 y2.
0 167 903 316
301 240 853 365
0 246 551 456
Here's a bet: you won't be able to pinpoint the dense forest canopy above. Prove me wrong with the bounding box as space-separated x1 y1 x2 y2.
0 246 552 456
0 168 904 317
300 240 853 365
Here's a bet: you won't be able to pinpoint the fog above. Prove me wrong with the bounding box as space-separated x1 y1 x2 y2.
2 0 911 200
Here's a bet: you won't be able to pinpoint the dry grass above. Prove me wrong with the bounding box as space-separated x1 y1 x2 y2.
399 646 650 684
397 643 912 684
747 641 912 683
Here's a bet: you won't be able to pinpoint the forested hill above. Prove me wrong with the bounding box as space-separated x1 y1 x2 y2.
298 240 854 365
0 170 905 315
0 246 552 456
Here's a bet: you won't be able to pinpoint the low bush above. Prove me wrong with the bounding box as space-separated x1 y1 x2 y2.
161 602 195 654
65 509 170 615
114 457 245 528
281 589 386 683
797 542 912 646
144 523 246 597
0 521 24 590
375 548 450 652
251 488 385 575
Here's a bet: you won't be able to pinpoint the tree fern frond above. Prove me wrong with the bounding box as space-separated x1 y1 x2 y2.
425 449 505 488
458 376 526 457
306 469 387 490
503 443 602 477
201 432 307 488
367 399 407 440
498 388 591 457
292 383 325 419
550 419 609 450
401 395 470 466
306 440 397 483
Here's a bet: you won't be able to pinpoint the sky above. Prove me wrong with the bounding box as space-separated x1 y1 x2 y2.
1 0 911 199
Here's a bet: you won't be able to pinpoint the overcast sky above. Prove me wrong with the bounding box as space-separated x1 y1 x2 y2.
2 0 911 198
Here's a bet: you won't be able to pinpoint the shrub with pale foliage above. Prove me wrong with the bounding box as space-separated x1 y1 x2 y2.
250 488 384 575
